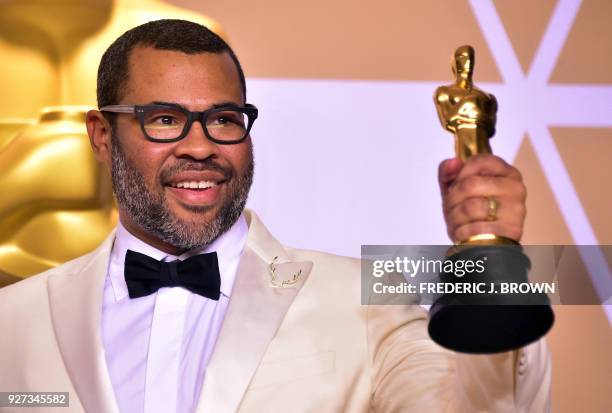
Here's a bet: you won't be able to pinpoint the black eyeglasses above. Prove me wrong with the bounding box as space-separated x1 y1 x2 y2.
99 103 258 144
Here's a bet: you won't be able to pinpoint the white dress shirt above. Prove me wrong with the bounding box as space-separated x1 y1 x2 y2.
101 216 248 413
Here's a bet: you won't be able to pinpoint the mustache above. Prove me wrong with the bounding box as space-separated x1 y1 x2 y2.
160 159 232 182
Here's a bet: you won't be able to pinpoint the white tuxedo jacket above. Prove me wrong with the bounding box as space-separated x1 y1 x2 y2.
0 210 551 412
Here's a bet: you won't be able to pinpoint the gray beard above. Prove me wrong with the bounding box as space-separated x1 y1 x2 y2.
110 132 253 251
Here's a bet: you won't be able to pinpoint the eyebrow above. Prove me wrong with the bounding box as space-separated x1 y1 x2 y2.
151 101 243 110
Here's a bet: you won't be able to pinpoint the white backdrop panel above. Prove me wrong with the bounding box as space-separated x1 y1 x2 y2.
245 78 520 257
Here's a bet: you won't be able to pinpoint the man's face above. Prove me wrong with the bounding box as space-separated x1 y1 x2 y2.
110 47 253 252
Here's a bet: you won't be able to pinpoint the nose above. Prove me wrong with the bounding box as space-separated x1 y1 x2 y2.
172 118 219 160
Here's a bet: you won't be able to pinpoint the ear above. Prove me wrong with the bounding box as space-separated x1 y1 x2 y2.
86 110 112 167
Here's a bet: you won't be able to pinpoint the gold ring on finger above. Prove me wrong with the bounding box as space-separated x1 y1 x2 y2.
486 196 498 221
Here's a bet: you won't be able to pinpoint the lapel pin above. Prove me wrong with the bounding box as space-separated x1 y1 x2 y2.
269 256 303 288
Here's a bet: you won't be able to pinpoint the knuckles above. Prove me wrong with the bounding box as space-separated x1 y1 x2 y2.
450 212 525 243
512 202 527 219
439 155 527 243
446 195 526 243
452 175 489 199
457 175 482 195
461 197 486 219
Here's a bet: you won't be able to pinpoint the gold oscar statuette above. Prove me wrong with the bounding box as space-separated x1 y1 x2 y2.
434 45 496 161
434 45 514 247
427 45 554 354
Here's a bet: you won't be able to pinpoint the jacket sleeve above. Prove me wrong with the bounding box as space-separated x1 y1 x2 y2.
367 303 551 412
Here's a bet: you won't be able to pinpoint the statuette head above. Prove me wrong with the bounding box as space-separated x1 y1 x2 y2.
452 45 475 86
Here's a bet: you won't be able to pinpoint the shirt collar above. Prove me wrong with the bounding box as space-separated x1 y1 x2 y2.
108 215 248 301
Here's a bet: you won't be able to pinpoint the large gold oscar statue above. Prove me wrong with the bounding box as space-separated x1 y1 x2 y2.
434 45 513 247
0 0 224 286
428 45 554 354
434 45 497 162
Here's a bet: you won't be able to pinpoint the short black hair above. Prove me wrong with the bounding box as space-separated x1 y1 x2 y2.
97 19 246 108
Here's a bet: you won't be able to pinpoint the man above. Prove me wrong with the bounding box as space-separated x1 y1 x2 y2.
0 20 550 413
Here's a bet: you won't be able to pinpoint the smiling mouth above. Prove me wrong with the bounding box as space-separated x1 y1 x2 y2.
168 180 221 190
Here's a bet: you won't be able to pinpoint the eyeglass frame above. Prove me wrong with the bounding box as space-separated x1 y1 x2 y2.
99 102 258 144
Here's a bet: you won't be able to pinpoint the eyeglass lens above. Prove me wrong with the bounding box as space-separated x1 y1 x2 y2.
142 106 249 141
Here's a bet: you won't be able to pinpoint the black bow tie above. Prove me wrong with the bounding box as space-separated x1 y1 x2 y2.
124 249 221 300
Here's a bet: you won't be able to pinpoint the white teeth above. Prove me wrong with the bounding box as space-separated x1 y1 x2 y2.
172 181 217 189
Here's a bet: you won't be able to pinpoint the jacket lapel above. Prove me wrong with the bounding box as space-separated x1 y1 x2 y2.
47 231 120 413
195 211 313 413
46 211 309 413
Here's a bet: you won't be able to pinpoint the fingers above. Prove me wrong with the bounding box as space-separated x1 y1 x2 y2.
439 153 527 243
438 158 463 196
452 220 524 244
444 175 526 214
445 196 526 241
455 153 521 181
446 197 491 227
